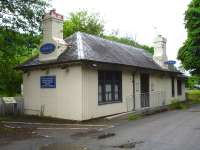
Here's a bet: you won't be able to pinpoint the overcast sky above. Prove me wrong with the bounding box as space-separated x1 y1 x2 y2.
51 0 191 65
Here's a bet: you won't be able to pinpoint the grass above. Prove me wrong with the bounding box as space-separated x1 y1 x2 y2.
186 90 200 102
128 114 143 121
169 100 189 110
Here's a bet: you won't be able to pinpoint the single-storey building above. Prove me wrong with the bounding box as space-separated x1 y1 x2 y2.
17 10 186 121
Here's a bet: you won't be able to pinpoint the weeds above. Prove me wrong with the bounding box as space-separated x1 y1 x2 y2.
169 99 189 110
128 114 142 121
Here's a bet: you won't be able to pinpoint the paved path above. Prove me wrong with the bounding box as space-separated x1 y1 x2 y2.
1 105 200 150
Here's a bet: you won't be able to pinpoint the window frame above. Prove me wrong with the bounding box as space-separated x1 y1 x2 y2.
98 70 122 105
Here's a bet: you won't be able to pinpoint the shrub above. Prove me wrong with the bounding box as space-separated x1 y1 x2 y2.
128 114 142 121
169 99 189 110
186 90 200 102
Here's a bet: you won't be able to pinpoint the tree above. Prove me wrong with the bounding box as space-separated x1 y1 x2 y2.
63 11 104 38
63 11 154 54
104 35 154 54
0 0 49 96
178 0 200 75
186 75 200 89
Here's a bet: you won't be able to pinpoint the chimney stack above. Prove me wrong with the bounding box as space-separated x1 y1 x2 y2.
153 35 168 69
39 9 66 62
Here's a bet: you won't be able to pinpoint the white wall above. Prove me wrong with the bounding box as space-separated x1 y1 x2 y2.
23 65 186 121
23 66 83 120
81 67 133 120
150 74 186 107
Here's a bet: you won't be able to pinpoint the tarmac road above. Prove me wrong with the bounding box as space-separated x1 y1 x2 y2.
1 105 200 150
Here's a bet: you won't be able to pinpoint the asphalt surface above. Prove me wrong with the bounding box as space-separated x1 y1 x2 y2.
1 105 200 150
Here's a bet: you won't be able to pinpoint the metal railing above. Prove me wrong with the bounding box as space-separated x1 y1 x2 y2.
126 91 166 110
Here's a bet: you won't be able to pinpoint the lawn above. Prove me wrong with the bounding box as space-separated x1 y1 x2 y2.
186 90 200 102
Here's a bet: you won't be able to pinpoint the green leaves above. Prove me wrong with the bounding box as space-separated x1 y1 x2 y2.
63 11 104 38
0 0 49 34
0 0 48 96
178 0 200 75
104 35 154 54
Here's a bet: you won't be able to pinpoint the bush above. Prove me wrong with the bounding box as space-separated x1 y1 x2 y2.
186 90 200 102
169 99 189 110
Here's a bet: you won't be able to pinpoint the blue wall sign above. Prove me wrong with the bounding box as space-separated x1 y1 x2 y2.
40 76 56 88
40 43 55 54
164 60 176 65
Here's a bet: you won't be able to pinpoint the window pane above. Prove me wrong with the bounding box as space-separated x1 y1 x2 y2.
114 84 119 101
105 84 112 101
98 71 122 104
98 84 102 102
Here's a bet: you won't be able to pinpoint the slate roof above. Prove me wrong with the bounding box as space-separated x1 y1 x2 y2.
18 32 179 73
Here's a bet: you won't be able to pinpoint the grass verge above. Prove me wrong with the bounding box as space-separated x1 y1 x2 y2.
128 114 143 121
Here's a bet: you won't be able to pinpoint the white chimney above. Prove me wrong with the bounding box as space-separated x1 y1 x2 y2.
153 35 168 69
39 9 66 62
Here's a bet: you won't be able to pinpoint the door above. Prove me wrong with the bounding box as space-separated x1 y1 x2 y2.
140 73 150 107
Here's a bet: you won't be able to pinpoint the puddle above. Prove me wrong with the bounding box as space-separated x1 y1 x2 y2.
112 141 144 149
98 133 115 139
40 143 89 150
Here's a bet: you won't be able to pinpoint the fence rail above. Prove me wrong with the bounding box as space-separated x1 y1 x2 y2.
126 91 166 110
0 97 24 116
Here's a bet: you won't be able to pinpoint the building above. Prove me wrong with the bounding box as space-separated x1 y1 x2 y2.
17 10 186 121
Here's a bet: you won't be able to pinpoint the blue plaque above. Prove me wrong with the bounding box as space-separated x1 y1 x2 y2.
40 76 56 88
40 43 55 54
164 60 176 65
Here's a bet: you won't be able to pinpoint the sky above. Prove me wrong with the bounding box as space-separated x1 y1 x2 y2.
51 0 191 66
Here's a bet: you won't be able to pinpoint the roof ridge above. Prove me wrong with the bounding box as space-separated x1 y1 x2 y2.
76 32 85 59
77 32 148 53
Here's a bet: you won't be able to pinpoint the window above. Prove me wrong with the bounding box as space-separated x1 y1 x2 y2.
98 71 122 104
171 77 175 97
177 79 182 96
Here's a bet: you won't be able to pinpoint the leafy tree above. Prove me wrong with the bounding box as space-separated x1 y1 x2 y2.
104 35 154 54
63 11 154 54
0 0 49 96
186 75 200 89
178 0 200 75
63 11 104 38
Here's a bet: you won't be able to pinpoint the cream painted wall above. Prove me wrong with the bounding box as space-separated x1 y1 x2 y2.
23 64 186 121
23 66 83 120
81 67 133 120
149 74 186 107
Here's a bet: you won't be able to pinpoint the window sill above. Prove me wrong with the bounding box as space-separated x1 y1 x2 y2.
98 101 122 105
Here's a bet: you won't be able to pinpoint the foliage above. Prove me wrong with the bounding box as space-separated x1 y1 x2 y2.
104 35 154 54
128 114 142 121
0 0 49 34
169 99 189 110
63 11 104 38
178 0 200 75
186 75 200 89
0 0 48 96
186 90 200 101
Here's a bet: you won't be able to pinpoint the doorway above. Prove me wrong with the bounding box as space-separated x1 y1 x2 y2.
140 73 150 108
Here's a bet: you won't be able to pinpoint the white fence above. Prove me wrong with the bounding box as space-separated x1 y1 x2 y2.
0 97 24 116
126 91 167 111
